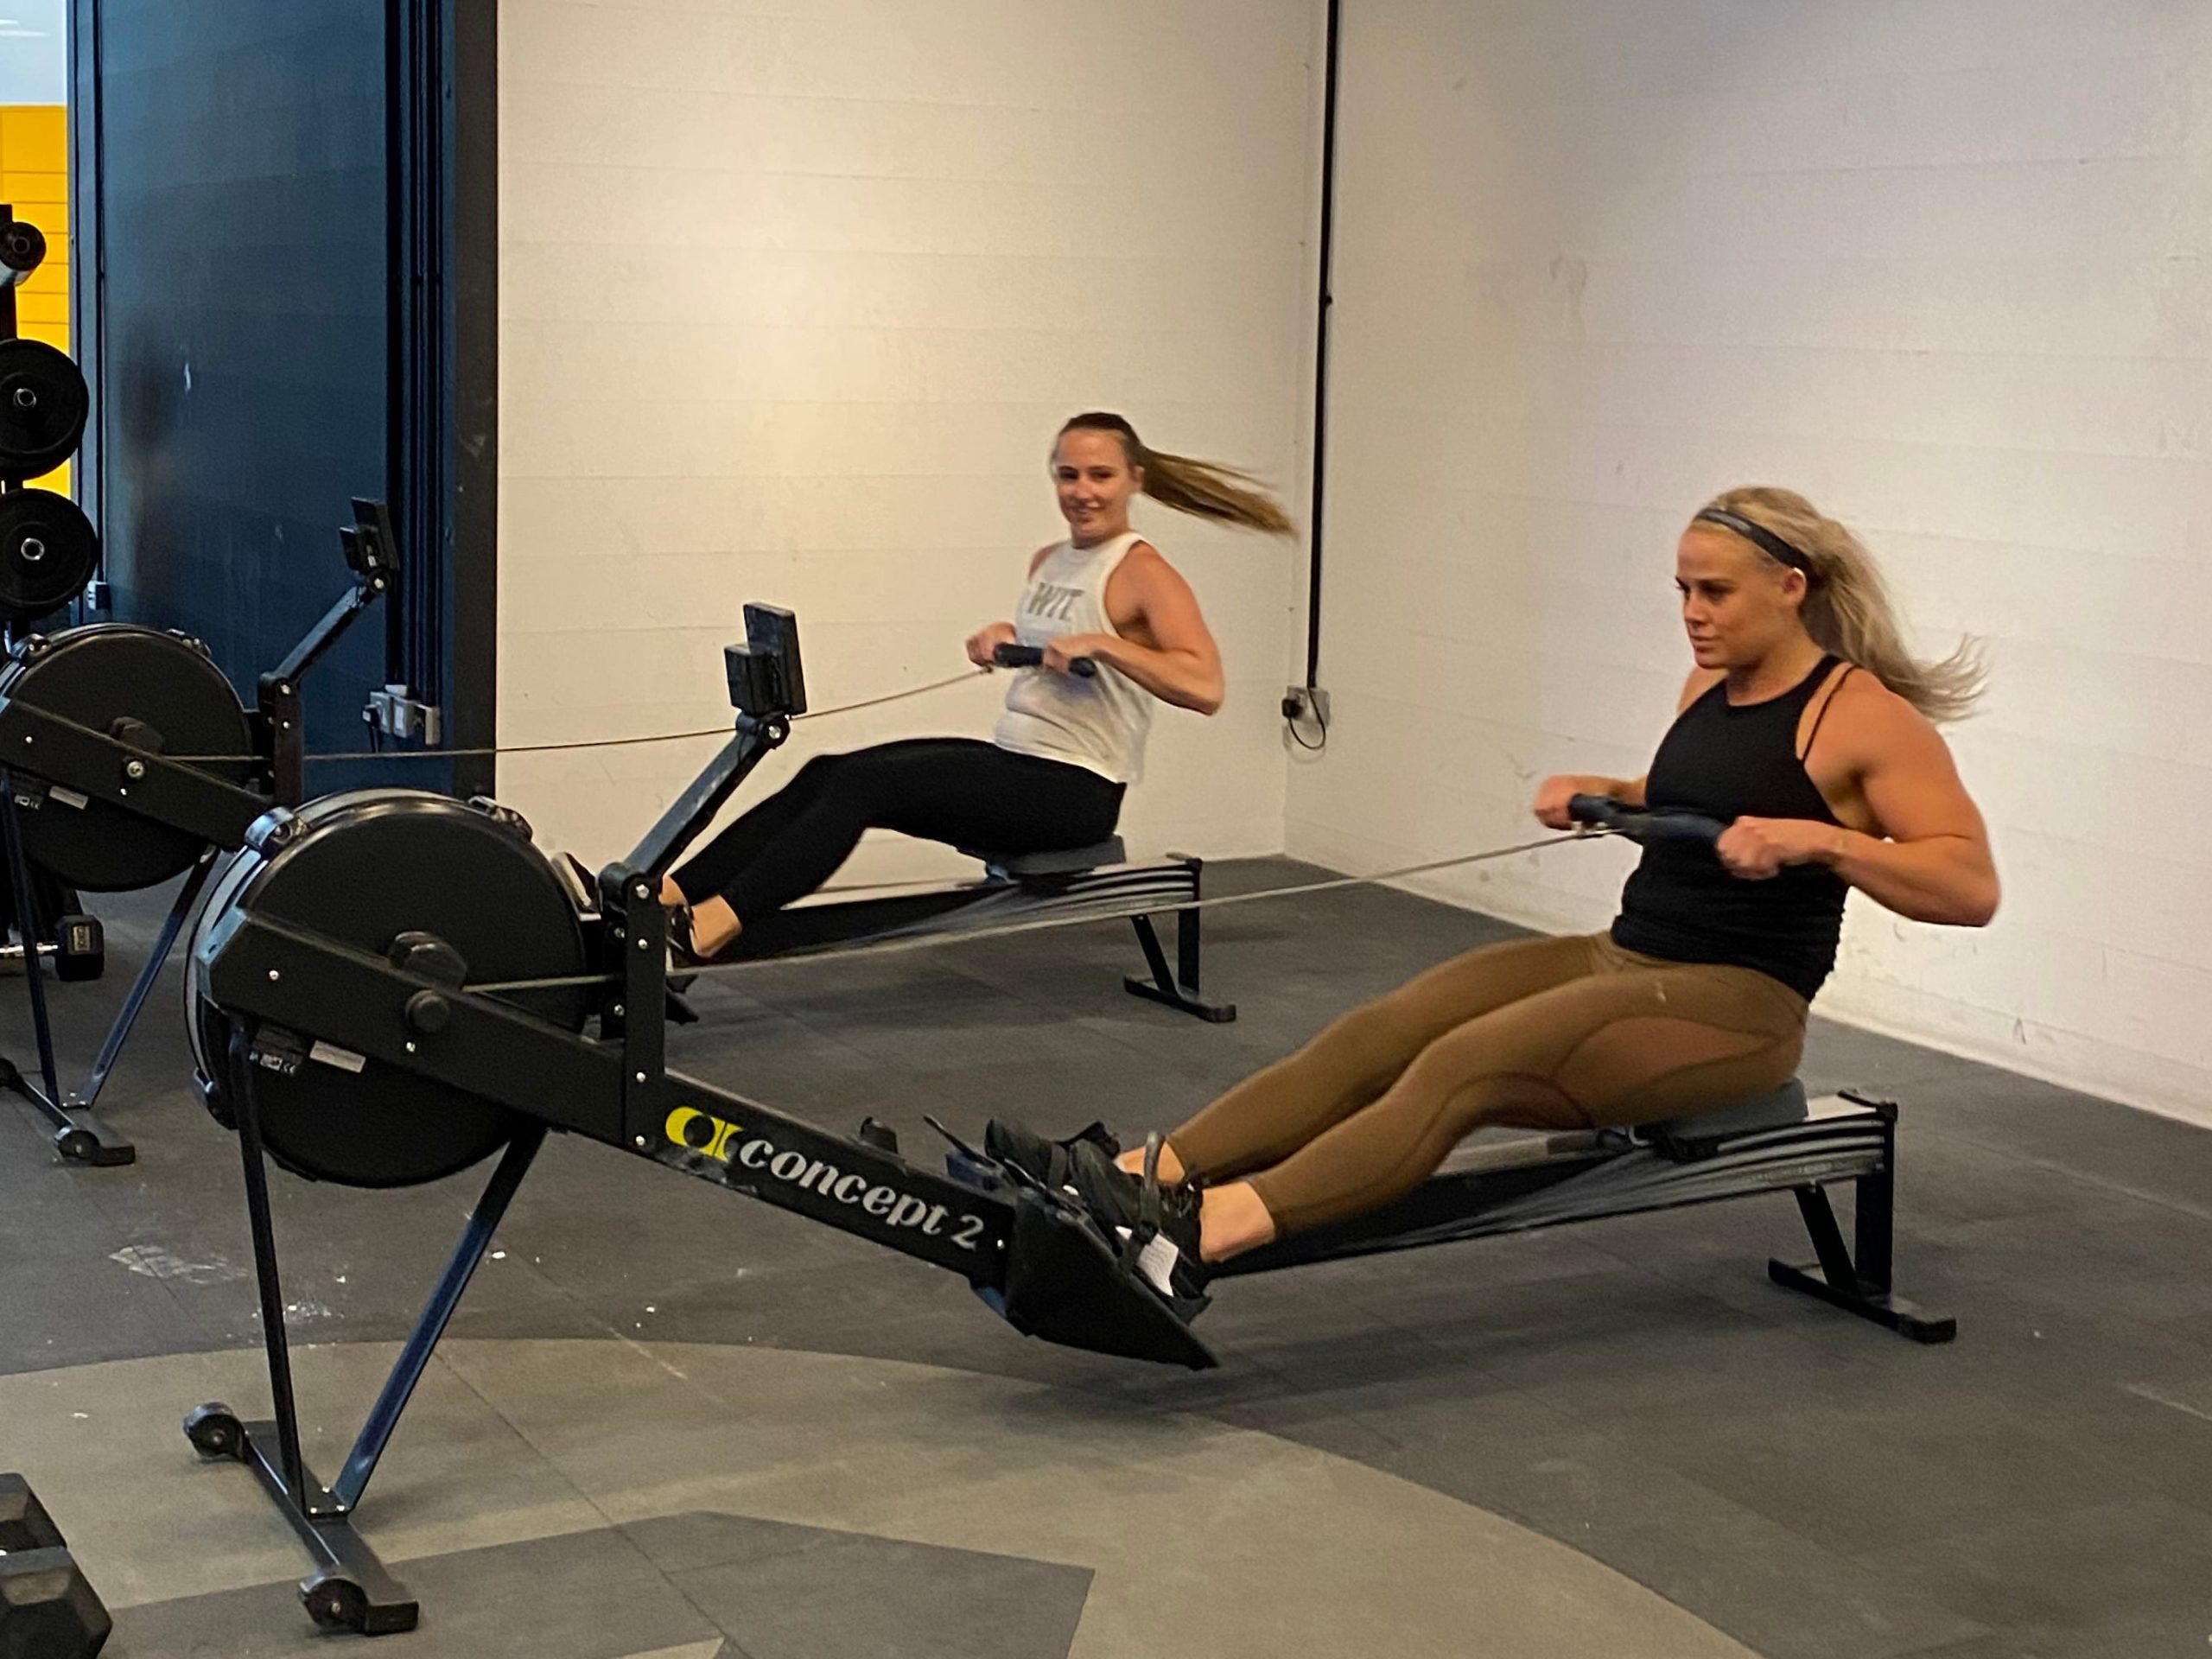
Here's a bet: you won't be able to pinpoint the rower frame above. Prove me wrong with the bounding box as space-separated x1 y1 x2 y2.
717 852 1234 1022
1217 1090 1955 1345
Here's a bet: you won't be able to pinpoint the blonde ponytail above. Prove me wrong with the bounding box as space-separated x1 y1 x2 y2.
1059 412 1295 537
1697 486 1985 722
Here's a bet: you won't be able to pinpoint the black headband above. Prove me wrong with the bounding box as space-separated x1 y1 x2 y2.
1693 507 1815 577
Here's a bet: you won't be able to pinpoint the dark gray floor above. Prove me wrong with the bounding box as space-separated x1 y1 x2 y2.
113 1515 1092 1658
7 861 2212 1656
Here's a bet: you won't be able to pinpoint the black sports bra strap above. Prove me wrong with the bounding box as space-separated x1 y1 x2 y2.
1797 663 1855 761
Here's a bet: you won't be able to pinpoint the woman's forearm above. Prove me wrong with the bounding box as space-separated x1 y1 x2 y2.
1089 637 1224 715
1820 830 1999 926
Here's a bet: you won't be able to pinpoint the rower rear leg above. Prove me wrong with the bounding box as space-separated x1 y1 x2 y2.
1124 907 1235 1023
1769 1172 1955 1343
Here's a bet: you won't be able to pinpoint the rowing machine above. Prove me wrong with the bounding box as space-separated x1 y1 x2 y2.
0 499 399 1166
178 604 1214 1636
964 795 1954 1341
708 638 1230 1020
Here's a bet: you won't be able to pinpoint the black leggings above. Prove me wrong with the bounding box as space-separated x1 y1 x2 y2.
671 738 1126 923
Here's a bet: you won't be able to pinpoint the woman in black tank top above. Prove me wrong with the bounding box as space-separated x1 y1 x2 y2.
1610 652 1857 999
997 487 2000 1304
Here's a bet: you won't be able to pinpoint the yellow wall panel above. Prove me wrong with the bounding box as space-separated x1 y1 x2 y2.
15 291 67 326
2 107 74 501
0 107 67 172
0 173 66 210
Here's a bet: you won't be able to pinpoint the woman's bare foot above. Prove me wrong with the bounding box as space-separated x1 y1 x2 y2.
1105 1142 1274 1262
686 895 742 957
1195 1181 1277 1262
1116 1141 1187 1185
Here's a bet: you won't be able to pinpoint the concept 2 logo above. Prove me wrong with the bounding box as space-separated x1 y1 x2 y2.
664 1107 989 1251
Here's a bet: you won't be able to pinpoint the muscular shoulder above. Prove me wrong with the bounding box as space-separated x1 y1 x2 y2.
1108 540 1174 592
1831 664 1923 733
1821 664 1939 767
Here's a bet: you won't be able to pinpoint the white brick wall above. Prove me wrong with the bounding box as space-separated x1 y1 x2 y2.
496 0 1318 880
1289 1 2212 1126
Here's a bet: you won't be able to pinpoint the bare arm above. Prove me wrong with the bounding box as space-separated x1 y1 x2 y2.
1723 683 1999 925
1051 545 1224 715
1816 702 1999 925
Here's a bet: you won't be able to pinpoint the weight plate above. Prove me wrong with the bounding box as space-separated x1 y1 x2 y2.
0 219 45 280
0 338 90 481
0 625 254 890
188 791 594 1188
0 488 98 621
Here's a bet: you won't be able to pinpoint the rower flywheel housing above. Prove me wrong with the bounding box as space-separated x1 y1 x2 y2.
0 625 255 890
188 791 595 1188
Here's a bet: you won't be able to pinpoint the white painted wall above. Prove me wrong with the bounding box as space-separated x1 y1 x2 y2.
1291 2 2212 1125
497 0 1318 880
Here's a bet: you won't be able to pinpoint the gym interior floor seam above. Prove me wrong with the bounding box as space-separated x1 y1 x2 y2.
6 859 2210 1658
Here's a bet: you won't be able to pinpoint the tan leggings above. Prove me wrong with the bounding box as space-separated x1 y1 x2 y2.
1166 933 1808 1234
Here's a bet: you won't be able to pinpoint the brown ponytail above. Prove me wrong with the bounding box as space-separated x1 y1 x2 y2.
1697 486 1986 723
1058 412 1295 537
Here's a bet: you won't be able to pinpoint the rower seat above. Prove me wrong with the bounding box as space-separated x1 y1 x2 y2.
963 837 1127 880
1636 1077 1809 1161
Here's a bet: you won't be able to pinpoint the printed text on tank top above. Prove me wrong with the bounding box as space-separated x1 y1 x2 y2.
1027 537 1157 645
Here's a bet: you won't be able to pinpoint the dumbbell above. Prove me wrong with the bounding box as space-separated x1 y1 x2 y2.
0 1474 112 1658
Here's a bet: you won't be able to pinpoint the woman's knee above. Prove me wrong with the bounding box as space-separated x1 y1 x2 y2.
1289 993 1437 1094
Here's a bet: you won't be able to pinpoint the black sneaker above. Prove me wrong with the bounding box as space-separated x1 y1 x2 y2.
1065 1137 1210 1301
982 1117 1121 1190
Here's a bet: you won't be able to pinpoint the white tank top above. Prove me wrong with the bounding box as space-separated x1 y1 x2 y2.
991 531 1154 785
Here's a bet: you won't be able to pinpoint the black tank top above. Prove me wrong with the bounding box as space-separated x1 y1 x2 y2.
1610 655 1851 1001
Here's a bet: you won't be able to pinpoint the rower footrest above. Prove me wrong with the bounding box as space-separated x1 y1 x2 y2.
988 1188 1217 1370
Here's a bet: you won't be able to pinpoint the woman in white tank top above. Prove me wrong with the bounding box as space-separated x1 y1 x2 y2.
664 413 1294 961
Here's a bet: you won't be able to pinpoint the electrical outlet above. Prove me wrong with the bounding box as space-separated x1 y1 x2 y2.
1281 684 1331 726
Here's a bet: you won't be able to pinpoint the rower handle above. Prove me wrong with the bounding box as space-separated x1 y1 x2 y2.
1567 794 1729 849
993 643 1097 679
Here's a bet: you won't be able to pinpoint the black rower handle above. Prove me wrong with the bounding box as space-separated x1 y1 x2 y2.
1567 794 1729 849
993 643 1098 679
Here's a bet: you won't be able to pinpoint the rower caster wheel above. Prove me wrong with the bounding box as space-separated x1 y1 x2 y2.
182 1403 244 1461
53 1127 97 1165
302 1572 368 1633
